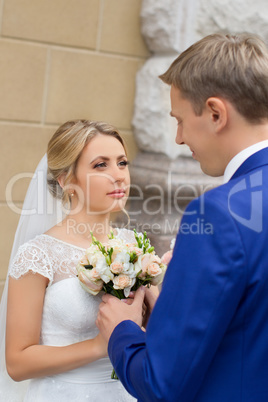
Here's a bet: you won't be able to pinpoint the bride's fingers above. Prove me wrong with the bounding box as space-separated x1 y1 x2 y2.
121 298 133 305
142 302 147 317
102 293 118 303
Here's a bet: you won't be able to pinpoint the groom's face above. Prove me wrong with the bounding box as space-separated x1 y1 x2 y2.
170 85 224 177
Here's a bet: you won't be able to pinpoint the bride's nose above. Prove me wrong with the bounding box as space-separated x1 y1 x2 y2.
112 167 125 184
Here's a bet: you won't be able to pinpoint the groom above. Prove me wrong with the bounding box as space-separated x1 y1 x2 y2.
96 33 268 401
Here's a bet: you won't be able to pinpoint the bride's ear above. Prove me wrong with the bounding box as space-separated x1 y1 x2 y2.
205 97 228 133
57 173 66 190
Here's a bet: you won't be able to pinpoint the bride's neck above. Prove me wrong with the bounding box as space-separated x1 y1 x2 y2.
61 211 113 243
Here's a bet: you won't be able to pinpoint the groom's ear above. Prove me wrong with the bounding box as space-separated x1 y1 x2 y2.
205 97 228 134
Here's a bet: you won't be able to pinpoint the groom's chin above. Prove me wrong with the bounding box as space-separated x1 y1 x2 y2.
200 163 224 177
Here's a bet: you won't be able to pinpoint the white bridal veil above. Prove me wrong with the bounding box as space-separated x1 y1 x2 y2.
0 154 64 400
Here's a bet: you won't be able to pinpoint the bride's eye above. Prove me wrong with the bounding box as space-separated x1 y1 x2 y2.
118 160 129 167
94 162 107 168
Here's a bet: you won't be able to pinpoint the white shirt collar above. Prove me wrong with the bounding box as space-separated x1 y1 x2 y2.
223 140 268 183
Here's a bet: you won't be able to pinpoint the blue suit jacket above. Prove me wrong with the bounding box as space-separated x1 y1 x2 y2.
109 148 268 401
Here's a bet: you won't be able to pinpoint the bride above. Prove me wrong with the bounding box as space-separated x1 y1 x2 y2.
0 120 138 401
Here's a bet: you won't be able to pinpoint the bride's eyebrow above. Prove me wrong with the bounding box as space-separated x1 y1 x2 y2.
90 156 109 164
117 154 127 160
90 154 127 164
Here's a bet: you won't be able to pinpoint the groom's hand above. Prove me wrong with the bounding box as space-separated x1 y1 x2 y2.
96 286 145 342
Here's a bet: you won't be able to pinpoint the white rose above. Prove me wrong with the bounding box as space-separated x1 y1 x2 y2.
100 267 114 283
86 248 103 267
113 249 130 265
109 239 127 262
80 255 89 266
93 257 114 283
124 262 137 278
109 238 125 247
170 238 176 250
95 255 109 274
76 264 103 295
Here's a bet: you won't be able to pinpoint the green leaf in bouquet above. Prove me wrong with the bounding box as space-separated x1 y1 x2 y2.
90 231 109 258
133 229 142 248
106 247 113 265
102 280 114 293
83 264 93 270
132 275 152 292
129 251 138 264
108 231 115 239
133 229 154 253
102 280 125 299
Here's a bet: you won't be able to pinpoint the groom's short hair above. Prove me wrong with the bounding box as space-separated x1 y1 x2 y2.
159 33 268 124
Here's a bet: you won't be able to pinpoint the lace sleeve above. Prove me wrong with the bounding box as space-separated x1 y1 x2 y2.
8 242 53 285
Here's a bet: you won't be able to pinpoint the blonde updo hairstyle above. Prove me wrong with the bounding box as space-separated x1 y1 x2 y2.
47 119 127 207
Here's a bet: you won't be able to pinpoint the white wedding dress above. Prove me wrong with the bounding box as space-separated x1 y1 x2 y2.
8 228 136 402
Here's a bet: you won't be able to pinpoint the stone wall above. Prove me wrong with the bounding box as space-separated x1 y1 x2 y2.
196 0 268 41
0 0 149 299
133 0 268 160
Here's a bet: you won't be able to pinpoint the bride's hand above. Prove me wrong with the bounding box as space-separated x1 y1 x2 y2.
142 286 159 329
94 333 108 358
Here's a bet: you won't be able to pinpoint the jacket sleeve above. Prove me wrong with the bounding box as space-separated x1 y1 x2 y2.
108 196 247 401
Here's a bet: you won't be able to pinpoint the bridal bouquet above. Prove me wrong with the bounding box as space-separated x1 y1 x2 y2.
76 229 166 299
76 229 166 379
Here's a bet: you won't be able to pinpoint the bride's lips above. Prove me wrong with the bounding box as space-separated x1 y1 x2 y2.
107 189 126 198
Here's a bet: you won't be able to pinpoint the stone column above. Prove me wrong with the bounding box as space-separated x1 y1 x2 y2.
126 0 267 255
123 0 214 255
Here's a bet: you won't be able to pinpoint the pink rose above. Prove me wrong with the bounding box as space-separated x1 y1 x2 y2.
113 274 133 289
90 267 102 281
161 250 173 265
139 254 162 277
150 264 166 286
110 261 124 274
147 262 162 277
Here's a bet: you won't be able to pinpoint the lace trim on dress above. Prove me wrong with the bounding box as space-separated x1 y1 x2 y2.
8 228 138 287
8 242 53 285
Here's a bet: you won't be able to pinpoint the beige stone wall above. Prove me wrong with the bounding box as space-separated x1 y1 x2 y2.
0 0 149 299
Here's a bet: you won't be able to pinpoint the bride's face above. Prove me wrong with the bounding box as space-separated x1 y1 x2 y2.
72 134 130 215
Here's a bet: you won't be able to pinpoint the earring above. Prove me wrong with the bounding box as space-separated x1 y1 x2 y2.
70 191 74 197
